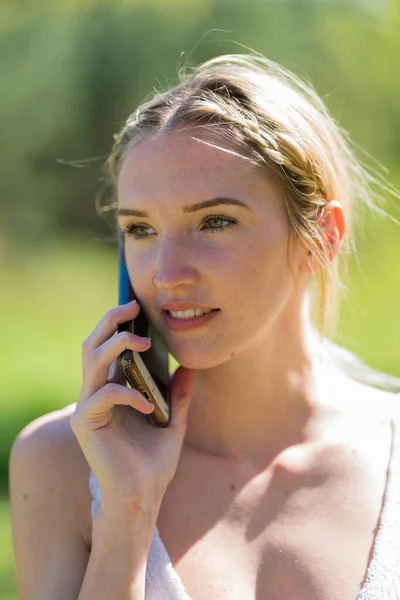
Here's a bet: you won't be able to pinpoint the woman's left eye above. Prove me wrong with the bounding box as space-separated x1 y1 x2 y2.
201 215 237 233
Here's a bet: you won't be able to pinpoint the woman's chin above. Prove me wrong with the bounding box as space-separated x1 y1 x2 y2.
169 348 234 371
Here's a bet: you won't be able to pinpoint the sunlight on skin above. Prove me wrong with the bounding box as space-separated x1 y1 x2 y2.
116 128 346 465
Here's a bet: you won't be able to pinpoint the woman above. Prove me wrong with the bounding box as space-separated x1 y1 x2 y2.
10 53 400 599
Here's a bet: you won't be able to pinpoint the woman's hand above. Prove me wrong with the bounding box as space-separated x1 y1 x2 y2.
70 300 194 513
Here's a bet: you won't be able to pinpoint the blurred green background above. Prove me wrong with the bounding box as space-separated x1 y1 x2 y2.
1 0 399 597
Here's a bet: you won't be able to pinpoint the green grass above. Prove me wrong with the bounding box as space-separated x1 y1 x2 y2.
1 225 399 595
0 495 16 600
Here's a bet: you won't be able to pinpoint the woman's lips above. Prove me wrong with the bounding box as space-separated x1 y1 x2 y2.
162 309 220 332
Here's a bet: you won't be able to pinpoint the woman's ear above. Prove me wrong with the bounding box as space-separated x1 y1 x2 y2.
302 200 346 274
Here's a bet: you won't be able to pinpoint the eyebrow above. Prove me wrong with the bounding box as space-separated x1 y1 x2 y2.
117 197 252 218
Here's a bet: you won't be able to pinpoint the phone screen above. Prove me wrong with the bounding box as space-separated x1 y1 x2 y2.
118 229 171 426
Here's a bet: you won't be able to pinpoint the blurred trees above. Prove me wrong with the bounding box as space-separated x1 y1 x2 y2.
1 0 399 256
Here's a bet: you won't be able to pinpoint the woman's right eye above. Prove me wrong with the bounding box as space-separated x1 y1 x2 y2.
123 223 155 239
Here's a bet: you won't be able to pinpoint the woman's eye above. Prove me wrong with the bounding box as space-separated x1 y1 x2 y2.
202 215 237 233
122 224 155 239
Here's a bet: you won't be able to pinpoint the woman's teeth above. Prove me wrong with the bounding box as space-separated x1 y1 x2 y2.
168 308 214 319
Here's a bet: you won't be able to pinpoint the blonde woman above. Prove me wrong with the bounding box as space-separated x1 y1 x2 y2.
10 53 400 600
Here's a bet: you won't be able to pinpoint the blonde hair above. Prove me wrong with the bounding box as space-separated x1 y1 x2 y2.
105 52 400 393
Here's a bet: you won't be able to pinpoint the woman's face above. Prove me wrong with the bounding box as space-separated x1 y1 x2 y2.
117 129 308 369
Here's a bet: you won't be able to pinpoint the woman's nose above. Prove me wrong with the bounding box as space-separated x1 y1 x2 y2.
153 237 199 290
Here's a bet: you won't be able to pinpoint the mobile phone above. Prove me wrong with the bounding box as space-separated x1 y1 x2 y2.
117 230 171 427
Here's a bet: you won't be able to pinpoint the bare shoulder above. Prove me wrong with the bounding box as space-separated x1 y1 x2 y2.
10 404 93 550
9 405 95 598
317 368 400 460
322 363 399 420
342 375 400 423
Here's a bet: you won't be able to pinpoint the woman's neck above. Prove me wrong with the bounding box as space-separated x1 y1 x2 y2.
183 324 339 468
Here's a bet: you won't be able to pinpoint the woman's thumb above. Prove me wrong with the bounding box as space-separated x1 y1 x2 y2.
168 366 194 431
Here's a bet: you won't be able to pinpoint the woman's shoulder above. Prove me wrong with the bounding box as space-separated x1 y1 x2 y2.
345 376 400 422
11 402 93 550
323 363 400 420
14 402 82 459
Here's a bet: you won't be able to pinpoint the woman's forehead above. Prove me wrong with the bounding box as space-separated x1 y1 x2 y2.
117 129 278 200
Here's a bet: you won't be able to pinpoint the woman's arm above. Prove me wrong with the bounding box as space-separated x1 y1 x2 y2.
9 410 91 599
9 409 156 600
78 505 159 600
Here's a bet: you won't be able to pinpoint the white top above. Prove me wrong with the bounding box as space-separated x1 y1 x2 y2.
64 397 400 599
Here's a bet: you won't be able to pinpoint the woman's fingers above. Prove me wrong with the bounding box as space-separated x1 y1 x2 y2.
71 383 154 434
80 330 152 402
107 355 127 387
82 300 140 367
